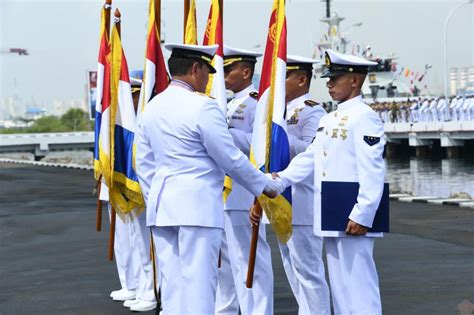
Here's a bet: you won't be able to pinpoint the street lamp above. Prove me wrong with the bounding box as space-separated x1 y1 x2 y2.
443 0 473 101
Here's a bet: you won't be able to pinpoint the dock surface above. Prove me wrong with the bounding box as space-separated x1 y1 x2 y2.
0 163 473 315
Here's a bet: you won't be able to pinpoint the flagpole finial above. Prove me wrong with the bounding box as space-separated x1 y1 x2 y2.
114 8 121 23
104 0 112 9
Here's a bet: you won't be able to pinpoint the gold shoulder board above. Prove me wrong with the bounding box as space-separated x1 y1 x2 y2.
304 99 319 107
249 91 259 100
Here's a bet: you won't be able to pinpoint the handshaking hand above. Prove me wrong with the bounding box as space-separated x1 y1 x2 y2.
262 173 287 198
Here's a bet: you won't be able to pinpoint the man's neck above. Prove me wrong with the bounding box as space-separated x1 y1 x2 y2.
287 89 309 104
171 76 196 92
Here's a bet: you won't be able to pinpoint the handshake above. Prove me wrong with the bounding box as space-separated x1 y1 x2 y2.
263 173 287 198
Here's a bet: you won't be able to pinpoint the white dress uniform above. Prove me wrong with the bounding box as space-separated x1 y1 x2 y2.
218 84 274 315
419 99 430 122
281 92 330 315
450 97 458 121
216 45 274 315
278 50 385 315
410 101 419 122
429 98 439 122
455 98 465 121
436 98 447 122
462 97 471 121
99 183 138 299
134 44 269 315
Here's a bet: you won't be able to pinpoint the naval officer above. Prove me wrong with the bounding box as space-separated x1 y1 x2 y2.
279 54 330 314
134 43 279 315
273 49 385 315
216 45 274 315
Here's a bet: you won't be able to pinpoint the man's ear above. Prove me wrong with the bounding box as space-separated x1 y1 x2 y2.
242 67 251 80
190 61 200 76
299 74 308 87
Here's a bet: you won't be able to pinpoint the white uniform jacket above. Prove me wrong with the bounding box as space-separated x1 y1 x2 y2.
225 85 258 211
279 95 386 237
135 85 267 228
286 93 326 225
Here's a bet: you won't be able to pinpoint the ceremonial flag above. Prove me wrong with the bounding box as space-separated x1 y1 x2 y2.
184 0 198 44
250 0 292 243
94 1 111 180
108 14 144 216
202 0 226 114
138 0 169 114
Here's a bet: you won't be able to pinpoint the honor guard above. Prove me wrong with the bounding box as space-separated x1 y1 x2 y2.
134 43 279 315
120 71 157 312
101 183 138 303
216 45 274 315
281 54 330 314
276 49 385 315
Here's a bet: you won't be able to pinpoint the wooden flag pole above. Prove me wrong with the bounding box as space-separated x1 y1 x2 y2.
95 0 112 232
108 8 121 261
246 199 262 288
95 175 103 231
155 0 161 36
183 0 190 42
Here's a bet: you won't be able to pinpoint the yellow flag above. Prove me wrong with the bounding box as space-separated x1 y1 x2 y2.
184 0 197 45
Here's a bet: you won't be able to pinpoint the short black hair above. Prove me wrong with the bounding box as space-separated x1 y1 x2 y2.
287 69 313 88
224 61 256 78
168 56 206 76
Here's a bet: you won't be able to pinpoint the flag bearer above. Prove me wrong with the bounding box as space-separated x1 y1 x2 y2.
216 45 274 315
121 71 157 313
279 54 330 314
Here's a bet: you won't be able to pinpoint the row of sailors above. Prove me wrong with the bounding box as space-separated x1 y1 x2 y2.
370 96 474 123
101 46 386 314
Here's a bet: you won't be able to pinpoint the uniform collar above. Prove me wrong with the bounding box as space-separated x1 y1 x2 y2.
233 84 256 100
287 93 310 111
336 95 363 111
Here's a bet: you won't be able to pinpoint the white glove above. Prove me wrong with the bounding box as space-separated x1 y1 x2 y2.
263 174 287 198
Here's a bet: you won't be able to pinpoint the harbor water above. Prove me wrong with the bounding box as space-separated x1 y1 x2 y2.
386 156 474 198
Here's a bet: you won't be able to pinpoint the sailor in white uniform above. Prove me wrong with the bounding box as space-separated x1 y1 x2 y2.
101 184 137 302
449 96 459 121
280 55 330 314
121 71 157 312
410 98 419 122
216 45 274 315
419 98 430 122
134 44 279 315
455 97 465 121
429 97 439 122
436 96 447 122
274 50 385 315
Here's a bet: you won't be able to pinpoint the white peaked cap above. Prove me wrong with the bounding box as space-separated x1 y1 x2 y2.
325 49 378 67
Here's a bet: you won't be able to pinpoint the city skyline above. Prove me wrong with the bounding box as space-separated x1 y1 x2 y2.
1 0 473 116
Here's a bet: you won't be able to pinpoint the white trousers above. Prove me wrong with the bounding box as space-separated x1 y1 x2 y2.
216 227 240 314
129 212 156 302
278 226 330 315
153 226 221 315
216 210 274 315
325 237 382 315
108 204 137 291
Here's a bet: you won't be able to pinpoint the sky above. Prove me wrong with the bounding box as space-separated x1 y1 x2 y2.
0 0 473 113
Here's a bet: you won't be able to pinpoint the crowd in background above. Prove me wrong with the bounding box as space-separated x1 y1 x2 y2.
367 95 474 123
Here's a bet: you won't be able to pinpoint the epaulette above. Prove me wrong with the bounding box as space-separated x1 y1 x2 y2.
249 91 259 100
194 91 215 99
304 99 319 107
